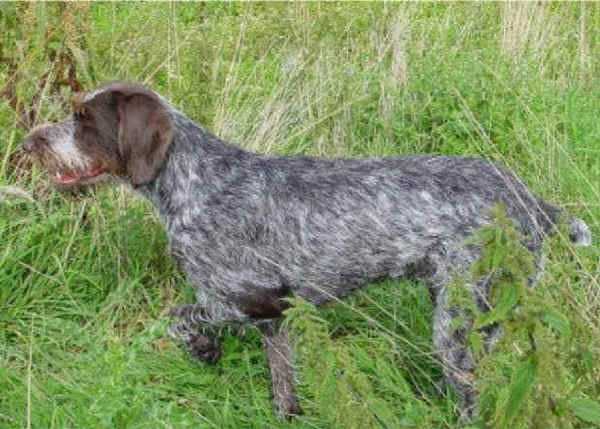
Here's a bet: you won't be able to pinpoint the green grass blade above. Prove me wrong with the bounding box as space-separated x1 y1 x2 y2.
569 398 600 425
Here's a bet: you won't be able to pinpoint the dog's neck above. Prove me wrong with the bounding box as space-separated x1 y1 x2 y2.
135 110 248 228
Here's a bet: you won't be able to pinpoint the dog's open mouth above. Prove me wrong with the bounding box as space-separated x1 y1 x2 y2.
52 165 106 185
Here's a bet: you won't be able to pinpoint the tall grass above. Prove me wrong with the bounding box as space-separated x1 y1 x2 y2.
1 3 598 428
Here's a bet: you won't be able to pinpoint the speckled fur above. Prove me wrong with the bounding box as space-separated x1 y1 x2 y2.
23 83 591 420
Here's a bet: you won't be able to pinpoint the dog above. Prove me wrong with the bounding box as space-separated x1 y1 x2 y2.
22 82 591 419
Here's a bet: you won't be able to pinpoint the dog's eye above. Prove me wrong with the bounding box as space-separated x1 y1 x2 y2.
74 106 91 121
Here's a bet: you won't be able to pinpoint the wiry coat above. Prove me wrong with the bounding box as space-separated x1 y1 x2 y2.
22 82 591 420
144 113 559 317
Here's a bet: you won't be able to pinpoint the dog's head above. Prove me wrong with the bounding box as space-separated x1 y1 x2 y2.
22 82 174 187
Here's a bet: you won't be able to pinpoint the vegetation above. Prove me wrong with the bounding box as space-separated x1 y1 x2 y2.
1 3 598 428
447 205 599 428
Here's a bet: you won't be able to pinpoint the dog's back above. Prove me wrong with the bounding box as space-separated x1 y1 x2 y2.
154 143 563 306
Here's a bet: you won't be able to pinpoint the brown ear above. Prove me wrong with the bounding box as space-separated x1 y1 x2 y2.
113 90 174 185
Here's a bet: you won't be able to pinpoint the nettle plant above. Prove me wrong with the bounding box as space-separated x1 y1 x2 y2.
449 204 600 429
283 205 599 429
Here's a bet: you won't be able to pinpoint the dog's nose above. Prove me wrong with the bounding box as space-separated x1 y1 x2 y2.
22 136 35 152
22 132 47 153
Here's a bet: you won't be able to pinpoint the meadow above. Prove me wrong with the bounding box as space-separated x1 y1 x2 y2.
0 3 599 428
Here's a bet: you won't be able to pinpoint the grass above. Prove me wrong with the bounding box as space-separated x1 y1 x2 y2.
0 3 599 428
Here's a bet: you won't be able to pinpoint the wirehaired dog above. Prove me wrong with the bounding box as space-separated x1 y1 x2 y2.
23 82 591 419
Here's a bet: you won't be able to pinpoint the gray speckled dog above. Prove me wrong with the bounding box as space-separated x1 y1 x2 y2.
22 82 591 420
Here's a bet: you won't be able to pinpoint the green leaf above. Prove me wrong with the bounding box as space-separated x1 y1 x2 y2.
491 228 505 267
503 355 538 425
469 330 484 360
580 346 596 372
569 398 600 425
475 281 520 329
539 310 571 337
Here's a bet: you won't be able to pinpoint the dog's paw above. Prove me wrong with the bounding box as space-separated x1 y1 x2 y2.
275 397 303 420
188 334 221 364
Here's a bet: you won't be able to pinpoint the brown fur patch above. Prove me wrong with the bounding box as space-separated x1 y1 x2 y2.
235 284 292 319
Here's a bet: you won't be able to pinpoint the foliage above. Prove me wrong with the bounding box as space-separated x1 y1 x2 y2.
449 205 600 429
283 293 450 429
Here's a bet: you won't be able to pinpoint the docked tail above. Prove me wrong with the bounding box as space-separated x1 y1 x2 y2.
569 218 592 246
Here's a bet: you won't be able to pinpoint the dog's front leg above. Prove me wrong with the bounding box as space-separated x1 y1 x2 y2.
260 320 302 418
169 304 302 418
167 303 239 363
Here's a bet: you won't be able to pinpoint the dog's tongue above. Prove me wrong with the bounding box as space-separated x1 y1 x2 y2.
54 166 104 185
55 171 79 184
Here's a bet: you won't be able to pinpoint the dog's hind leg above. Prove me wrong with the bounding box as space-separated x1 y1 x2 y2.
425 246 483 421
433 285 478 420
